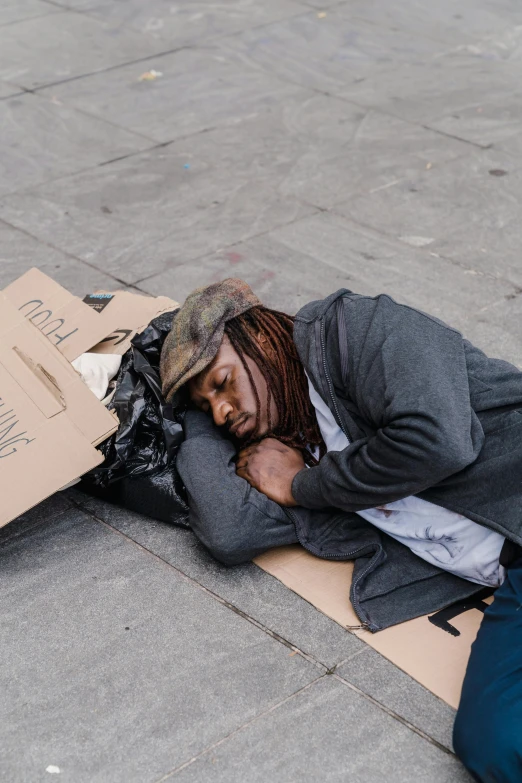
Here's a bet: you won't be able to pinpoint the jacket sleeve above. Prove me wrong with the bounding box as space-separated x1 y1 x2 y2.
177 410 298 565
292 295 485 511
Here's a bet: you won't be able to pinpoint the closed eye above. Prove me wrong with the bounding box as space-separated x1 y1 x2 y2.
215 374 229 392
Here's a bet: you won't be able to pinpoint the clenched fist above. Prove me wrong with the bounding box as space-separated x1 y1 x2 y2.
236 438 305 506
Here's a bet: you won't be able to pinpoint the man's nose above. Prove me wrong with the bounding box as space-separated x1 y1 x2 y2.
212 399 233 427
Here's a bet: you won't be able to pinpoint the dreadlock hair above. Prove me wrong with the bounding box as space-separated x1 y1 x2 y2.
224 305 326 466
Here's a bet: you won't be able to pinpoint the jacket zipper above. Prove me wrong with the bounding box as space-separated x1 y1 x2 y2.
284 506 373 630
320 317 349 442
312 316 378 629
284 508 364 561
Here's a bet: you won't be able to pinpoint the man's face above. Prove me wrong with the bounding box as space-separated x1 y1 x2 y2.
188 334 279 440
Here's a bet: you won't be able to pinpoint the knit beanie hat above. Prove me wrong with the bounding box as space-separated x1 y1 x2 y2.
160 278 261 402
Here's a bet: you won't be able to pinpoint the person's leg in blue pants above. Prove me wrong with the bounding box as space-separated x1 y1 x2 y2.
453 559 522 781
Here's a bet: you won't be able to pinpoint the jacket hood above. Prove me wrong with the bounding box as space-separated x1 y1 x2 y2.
295 288 353 324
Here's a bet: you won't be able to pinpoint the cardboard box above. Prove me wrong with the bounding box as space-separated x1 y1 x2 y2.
3 268 177 361
0 270 179 529
255 546 490 709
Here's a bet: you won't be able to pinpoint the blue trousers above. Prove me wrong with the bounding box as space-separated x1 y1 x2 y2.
453 560 522 781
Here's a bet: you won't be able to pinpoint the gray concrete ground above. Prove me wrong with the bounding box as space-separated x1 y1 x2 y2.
1 0 521 780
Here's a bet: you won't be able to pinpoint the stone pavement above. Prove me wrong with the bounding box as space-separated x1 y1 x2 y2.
1 0 521 780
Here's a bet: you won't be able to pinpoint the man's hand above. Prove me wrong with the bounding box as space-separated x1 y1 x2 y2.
236 439 305 506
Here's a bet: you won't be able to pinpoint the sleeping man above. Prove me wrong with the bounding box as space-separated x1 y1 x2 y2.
160 278 522 783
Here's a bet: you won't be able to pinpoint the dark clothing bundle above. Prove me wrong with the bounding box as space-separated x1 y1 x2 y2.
177 290 522 631
82 311 189 528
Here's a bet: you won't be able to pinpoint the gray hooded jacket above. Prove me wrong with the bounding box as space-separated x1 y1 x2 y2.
292 290 522 544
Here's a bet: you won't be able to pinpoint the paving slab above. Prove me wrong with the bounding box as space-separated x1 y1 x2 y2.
337 649 457 751
0 11 170 90
41 44 307 144
231 99 471 211
468 292 522 368
40 0 101 7
277 210 522 365
170 676 472 782
460 23 522 62
495 127 522 158
335 148 522 296
0 509 319 783
0 94 471 284
86 0 305 47
75 496 365 668
0 220 132 292
297 0 346 8
0 81 22 99
223 9 448 93
139 230 345 312
0 114 317 284
0 0 59 25
144 210 522 363
337 52 522 148
268 212 522 368
336 0 522 45
0 495 73 546
0 92 152 197
42 0 115 6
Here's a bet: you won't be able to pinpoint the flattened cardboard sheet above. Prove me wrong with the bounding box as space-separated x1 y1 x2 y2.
87 290 178 357
0 293 118 527
3 268 178 360
255 545 490 709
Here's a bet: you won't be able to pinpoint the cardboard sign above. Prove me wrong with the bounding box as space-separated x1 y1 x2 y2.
87 290 179 357
3 268 178 361
0 293 118 528
1 269 179 530
255 546 490 709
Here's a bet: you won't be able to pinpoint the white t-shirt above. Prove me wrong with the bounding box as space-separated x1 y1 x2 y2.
307 376 505 587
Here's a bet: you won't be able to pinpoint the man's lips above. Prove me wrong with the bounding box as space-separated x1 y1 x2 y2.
229 414 250 437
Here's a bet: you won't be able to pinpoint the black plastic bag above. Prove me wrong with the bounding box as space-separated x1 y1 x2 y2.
81 310 190 528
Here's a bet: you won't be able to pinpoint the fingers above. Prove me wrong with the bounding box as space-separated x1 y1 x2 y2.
238 439 284 458
237 465 257 489
237 443 264 464
235 454 250 475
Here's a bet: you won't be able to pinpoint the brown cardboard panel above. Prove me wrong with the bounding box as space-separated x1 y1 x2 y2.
3 268 100 360
0 294 118 446
255 545 489 709
0 270 177 530
0 293 118 527
365 599 491 710
3 268 178 360
88 290 178 356
0 400 104 527
4 347 66 419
